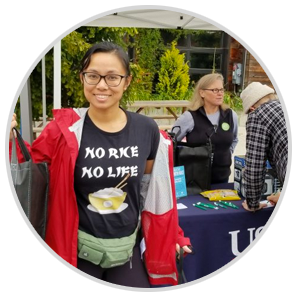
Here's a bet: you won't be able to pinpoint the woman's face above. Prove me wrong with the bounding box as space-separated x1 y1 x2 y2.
199 79 224 108
80 52 131 111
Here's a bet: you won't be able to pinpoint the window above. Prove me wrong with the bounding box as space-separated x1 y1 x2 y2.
190 31 223 48
190 52 221 70
189 73 205 85
174 30 229 84
161 30 188 47
134 29 230 89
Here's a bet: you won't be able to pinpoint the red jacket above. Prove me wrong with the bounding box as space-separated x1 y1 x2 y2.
10 108 190 285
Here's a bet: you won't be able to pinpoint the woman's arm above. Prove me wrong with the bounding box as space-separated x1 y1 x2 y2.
144 160 155 174
176 226 192 255
10 113 18 141
171 111 194 141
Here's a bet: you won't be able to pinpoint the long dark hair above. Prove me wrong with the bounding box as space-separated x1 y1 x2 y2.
80 42 131 75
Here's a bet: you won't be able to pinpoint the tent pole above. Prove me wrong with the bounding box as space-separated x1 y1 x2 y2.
20 79 33 144
242 49 248 90
54 41 61 109
42 56 46 126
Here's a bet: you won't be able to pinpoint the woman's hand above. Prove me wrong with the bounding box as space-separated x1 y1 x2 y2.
267 191 281 206
176 243 192 259
10 113 18 141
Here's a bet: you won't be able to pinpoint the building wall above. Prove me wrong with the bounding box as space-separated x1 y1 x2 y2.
226 37 244 91
227 37 274 91
244 52 274 89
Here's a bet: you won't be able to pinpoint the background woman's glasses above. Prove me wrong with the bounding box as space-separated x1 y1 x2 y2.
203 88 225 94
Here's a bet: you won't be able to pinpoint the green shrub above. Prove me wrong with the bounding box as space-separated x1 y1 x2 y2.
156 42 190 100
121 63 152 107
224 91 243 111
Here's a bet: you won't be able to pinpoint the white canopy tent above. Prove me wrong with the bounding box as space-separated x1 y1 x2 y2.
20 9 221 143
86 10 220 30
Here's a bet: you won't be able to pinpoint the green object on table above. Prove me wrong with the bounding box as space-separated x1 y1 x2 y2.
228 202 239 209
214 202 228 209
198 202 218 210
193 204 207 211
219 200 239 209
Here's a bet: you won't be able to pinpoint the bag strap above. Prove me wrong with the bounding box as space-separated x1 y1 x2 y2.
177 247 187 285
11 128 31 163
167 126 181 165
167 126 181 143
11 132 18 166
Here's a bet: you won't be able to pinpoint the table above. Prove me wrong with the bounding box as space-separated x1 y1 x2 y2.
177 184 274 283
127 100 190 120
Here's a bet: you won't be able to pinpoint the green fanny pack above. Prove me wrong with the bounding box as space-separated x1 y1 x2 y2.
77 227 138 268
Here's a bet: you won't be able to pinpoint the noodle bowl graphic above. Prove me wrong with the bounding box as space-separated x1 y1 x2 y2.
88 188 128 214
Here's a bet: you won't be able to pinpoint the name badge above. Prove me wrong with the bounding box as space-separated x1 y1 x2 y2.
221 122 230 131
174 166 187 199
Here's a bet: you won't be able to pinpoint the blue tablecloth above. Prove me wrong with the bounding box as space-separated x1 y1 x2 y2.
177 184 274 283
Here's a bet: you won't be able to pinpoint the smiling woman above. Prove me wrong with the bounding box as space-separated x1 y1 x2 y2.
9 41 191 288
79 44 132 129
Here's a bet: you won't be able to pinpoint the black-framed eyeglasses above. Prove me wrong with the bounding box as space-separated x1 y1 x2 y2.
203 88 225 94
82 72 128 87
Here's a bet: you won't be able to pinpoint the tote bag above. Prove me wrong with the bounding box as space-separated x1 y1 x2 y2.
169 126 212 195
10 128 49 239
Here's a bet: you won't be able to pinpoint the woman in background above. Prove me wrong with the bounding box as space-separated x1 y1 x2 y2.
172 73 238 184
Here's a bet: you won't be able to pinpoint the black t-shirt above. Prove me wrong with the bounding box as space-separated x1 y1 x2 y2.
74 110 159 239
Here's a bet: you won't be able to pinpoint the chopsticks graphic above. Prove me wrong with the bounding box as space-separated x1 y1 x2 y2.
115 173 130 189
118 183 127 190
104 173 130 196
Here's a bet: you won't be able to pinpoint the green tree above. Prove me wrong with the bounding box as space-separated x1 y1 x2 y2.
26 27 138 120
20 27 196 120
61 31 92 108
61 27 138 108
156 42 190 100
133 29 165 93
28 48 54 120
122 63 152 106
223 91 243 111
